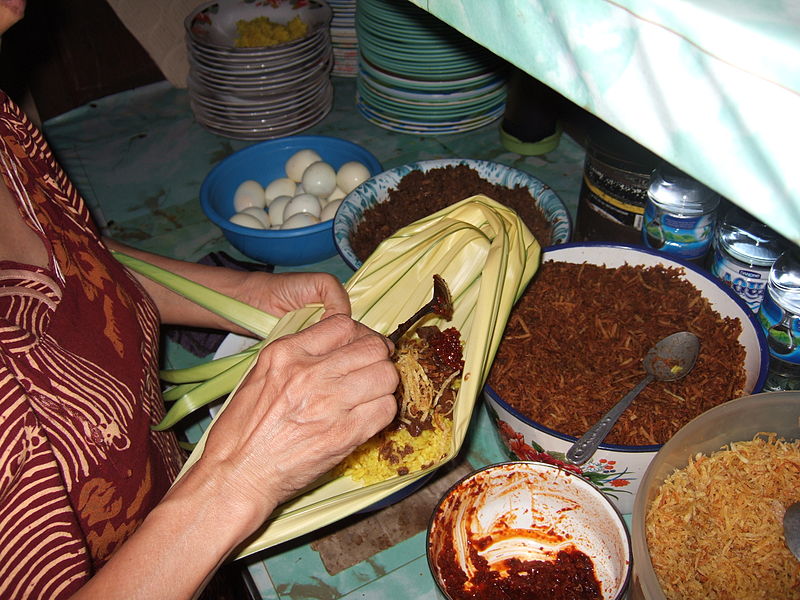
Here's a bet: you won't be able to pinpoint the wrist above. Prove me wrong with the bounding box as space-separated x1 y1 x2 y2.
171 453 282 543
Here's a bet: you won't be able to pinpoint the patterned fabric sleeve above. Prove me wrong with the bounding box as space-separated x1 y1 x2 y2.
0 90 186 599
0 360 91 599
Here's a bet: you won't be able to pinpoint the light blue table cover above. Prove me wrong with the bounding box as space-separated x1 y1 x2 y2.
410 0 800 246
42 77 590 599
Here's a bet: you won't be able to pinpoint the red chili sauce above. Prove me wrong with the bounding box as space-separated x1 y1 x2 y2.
435 528 602 600
428 326 465 371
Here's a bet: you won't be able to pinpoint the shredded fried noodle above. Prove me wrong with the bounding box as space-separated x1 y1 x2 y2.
335 326 463 484
646 434 800 599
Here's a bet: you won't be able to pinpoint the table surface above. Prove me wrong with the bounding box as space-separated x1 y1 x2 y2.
43 77 591 599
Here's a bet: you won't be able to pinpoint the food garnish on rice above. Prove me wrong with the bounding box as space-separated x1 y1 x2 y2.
335 325 464 484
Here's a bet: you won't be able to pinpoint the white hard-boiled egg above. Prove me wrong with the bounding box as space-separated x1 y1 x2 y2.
233 180 266 212
239 206 271 228
301 161 337 199
268 195 292 226
320 198 342 222
325 186 346 204
281 212 320 229
264 177 296 205
284 193 322 220
336 161 370 194
285 149 322 182
229 211 266 229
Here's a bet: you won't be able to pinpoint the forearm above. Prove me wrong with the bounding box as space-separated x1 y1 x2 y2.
72 461 279 600
105 239 257 332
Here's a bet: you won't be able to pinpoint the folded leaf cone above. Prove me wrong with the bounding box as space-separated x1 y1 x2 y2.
118 195 541 557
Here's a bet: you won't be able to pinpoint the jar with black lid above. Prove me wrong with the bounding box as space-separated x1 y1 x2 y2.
575 123 661 244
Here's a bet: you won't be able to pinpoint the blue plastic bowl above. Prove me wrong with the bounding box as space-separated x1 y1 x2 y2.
200 135 382 266
334 158 573 271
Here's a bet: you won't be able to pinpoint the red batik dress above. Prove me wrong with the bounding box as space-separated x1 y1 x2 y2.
0 92 185 598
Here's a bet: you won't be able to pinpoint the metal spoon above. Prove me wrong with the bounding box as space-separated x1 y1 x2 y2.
785 501 800 561
565 331 700 466
388 274 453 344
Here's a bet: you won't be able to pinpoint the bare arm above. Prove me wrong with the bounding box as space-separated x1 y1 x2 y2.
104 239 351 333
72 315 399 599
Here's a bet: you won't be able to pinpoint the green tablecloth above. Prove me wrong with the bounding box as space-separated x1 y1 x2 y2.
411 0 800 246
42 76 587 599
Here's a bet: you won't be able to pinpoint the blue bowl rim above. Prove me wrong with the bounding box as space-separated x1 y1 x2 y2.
483 241 770 452
200 134 383 240
332 157 574 271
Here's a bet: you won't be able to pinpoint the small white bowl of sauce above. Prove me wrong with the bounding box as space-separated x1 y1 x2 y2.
426 461 632 600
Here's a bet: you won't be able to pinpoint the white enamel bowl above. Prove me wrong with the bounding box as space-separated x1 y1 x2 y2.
483 243 769 515
427 461 632 600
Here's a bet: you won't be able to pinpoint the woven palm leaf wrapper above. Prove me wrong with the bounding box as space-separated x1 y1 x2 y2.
123 194 540 557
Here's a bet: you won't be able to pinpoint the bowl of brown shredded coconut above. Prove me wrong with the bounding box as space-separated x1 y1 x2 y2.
630 391 800 600
332 159 572 270
483 242 769 515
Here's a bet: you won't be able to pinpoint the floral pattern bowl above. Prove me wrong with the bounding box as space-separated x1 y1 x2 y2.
482 243 769 515
186 0 332 51
333 158 572 271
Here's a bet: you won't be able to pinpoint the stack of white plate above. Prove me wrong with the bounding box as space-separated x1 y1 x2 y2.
185 0 334 140
355 0 507 135
328 0 358 77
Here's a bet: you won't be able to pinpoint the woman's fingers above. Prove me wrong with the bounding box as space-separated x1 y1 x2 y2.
244 271 351 318
277 313 391 360
345 393 398 439
310 273 351 318
202 313 400 505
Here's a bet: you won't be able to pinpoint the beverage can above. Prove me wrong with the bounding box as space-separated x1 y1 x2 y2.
709 205 784 312
642 163 720 262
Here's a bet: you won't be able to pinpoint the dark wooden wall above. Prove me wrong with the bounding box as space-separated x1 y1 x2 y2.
0 0 165 121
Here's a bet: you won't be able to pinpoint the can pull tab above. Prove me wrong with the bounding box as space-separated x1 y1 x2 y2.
768 309 798 355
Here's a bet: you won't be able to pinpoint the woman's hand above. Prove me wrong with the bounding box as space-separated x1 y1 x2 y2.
75 314 397 600
196 313 399 524
74 252 388 599
235 270 350 320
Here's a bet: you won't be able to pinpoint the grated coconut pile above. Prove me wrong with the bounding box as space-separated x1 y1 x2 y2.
646 433 800 599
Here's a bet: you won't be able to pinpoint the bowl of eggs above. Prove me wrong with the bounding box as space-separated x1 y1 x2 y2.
200 135 381 266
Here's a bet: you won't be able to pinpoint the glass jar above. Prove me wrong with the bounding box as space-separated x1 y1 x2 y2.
575 125 660 244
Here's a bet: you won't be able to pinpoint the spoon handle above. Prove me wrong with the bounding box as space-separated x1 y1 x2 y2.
566 374 655 466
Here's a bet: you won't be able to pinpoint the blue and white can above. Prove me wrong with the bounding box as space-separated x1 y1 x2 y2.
642 163 720 263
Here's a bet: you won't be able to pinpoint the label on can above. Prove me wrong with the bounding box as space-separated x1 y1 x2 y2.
757 292 800 364
710 248 769 313
642 203 715 260
580 173 645 230
575 133 659 244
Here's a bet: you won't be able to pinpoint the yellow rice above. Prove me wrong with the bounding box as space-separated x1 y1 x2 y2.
234 16 308 48
335 418 453 485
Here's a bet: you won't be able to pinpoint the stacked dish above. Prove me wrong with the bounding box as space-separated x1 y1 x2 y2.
185 0 334 140
328 0 358 77
355 0 507 134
